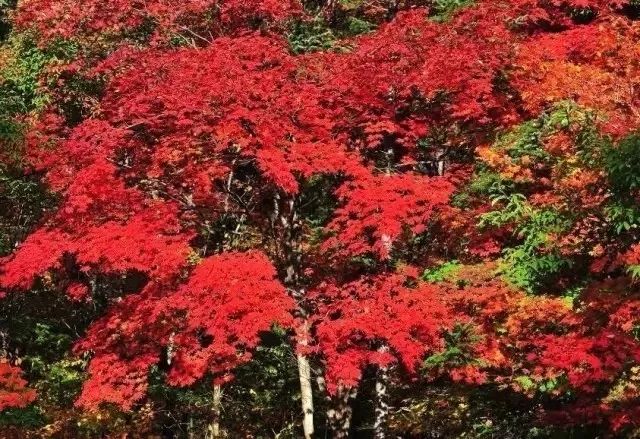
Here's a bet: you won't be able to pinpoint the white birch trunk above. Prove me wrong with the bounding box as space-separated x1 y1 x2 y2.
298 352 315 439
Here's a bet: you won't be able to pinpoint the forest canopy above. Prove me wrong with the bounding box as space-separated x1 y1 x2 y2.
2 0 640 437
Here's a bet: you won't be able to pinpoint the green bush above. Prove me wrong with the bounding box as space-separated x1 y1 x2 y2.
605 133 640 196
430 0 475 22
287 19 338 54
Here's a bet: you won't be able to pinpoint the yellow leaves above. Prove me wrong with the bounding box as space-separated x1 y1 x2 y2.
589 244 605 258
477 144 530 182
186 249 202 266
505 295 576 336
557 168 600 191
604 366 640 404
519 155 532 166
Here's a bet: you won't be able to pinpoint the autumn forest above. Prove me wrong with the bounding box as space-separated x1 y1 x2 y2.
1 0 640 437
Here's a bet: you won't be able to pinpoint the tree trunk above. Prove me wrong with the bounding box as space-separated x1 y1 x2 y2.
298 352 315 439
374 347 390 439
188 416 195 439
206 384 222 438
273 193 315 438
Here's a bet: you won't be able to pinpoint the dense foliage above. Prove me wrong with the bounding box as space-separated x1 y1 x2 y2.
2 0 640 437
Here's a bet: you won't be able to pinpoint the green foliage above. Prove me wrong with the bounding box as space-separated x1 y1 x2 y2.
483 102 605 183
501 247 570 293
146 328 305 437
513 375 536 392
55 72 104 126
0 405 47 429
604 201 640 235
0 118 23 158
300 174 341 228
572 118 609 168
0 34 80 155
430 0 475 22
344 16 376 35
0 289 110 430
29 323 73 356
287 13 374 55
605 133 640 196
0 322 83 428
0 165 56 255
560 284 584 307
628 264 640 280
451 168 507 208
423 323 482 370
387 385 563 438
514 373 567 396
473 105 601 294
287 19 338 54
501 208 572 293
479 194 572 293
0 36 75 259
337 0 363 8
0 36 52 116
121 16 158 45
15 323 84 406
146 366 216 435
478 193 531 229
422 260 461 283
35 359 86 406
543 103 608 169
512 209 570 253
501 119 550 163
468 169 509 197
223 328 305 437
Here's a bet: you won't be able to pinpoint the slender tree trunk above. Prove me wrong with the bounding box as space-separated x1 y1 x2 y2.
188 416 195 439
298 351 315 439
296 318 315 439
436 147 446 176
206 384 222 438
373 363 390 439
297 321 315 439
0 330 7 359
273 193 316 438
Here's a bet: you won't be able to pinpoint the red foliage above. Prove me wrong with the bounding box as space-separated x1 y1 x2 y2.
0 229 68 290
3 23 467 409
513 18 640 136
0 362 36 411
65 282 90 302
15 0 303 43
162 251 294 387
76 353 157 411
4 0 640 430
0 201 192 290
324 174 454 259
524 331 640 392
313 272 452 393
75 252 293 409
